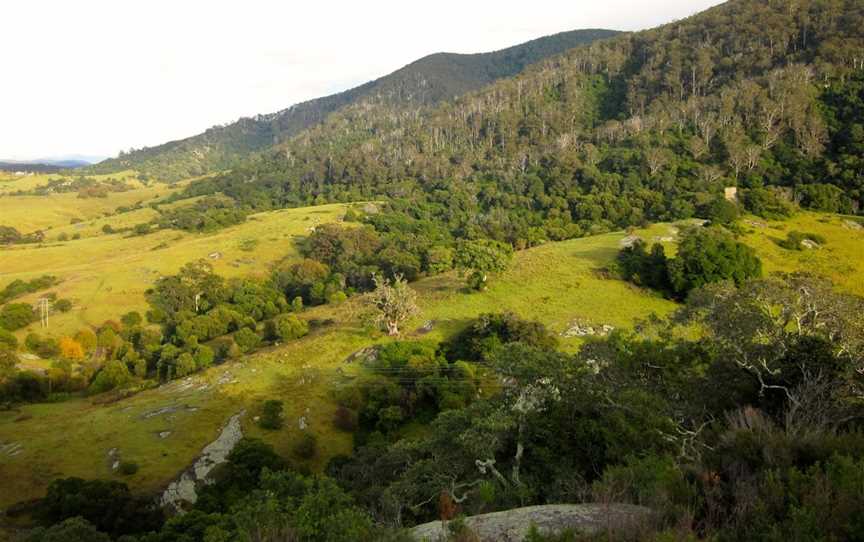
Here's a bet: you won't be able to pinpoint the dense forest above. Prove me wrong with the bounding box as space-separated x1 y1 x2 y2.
158 0 862 253
86 29 618 182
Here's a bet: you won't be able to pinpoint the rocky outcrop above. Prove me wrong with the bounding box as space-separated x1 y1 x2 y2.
411 503 651 542
160 411 245 512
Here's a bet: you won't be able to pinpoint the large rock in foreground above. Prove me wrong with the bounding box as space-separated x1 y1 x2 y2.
411 503 651 542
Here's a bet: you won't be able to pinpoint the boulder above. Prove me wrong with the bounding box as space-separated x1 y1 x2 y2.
411 503 651 542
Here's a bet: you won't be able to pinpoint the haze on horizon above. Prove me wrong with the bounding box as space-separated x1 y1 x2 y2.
1 0 724 161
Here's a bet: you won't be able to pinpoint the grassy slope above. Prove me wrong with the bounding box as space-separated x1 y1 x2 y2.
0 171 172 233
0 226 678 508
0 204 348 338
0 212 860 509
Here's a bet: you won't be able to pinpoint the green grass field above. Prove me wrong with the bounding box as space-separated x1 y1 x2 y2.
0 209 861 510
0 204 348 338
0 225 678 508
0 175 180 235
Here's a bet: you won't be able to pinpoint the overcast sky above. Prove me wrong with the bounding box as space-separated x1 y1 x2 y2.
1 0 724 161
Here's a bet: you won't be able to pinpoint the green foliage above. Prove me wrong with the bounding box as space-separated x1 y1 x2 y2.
120 311 142 327
38 477 162 537
777 230 827 250
157 197 248 232
233 327 261 353
259 400 284 430
24 517 111 542
741 187 795 219
89 359 133 393
0 327 18 349
53 299 72 313
0 302 37 331
667 227 762 297
266 313 309 342
454 240 513 291
445 312 559 361
25 333 60 358
704 197 740 226
88 29 617 182
0 275 58 304
0 347 18 380
617 240 672 294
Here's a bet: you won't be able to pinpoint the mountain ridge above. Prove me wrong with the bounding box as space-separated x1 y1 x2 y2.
86 28 620 180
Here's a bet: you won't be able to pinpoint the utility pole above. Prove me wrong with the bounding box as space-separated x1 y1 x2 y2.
38 297 51 328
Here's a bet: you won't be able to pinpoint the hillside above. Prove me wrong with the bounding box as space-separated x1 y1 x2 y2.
86 29 618 181
0 203 348 338
0 219 678 509
2 209 861 512
179 0 863 247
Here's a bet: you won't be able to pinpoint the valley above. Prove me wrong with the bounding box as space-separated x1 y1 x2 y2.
2 1 864 540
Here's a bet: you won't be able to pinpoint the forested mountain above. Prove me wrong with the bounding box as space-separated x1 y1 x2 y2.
86 29 618 181
179 0 863 248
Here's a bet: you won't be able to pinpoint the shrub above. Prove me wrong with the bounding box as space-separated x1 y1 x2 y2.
777 231 827 251
118 461 139 476
54 299 73 313
327 290 348 305
259 400 284 430
90 359 132 393
667 227 762 298
57 233 69 242
120 311 142 327
233 327 261 353
211 337 241 361
741 187 794 219
267 314 309 342
705 197 741 225
73 329 97 353
0 328 17 349
35 338 60 359
0 303 37 331
333 406 358 432
293 432 318 460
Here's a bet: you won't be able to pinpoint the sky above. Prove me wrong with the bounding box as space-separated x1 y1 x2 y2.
0 0 725 161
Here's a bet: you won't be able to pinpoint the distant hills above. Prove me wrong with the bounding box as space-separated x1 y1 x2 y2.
86 28 620 181
0 156 102 173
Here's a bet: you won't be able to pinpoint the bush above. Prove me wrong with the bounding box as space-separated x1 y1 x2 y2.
267 314 309 342
705 197 740 225
777 231 827 250
0 328 17 349
120 311 142 327
617 240 672 294
0 303 37 331
118 461 139 475
293 432 318 460
233 327 261 353
211 337 241 361
90 359 132 393
259 400 284 430
54 299 73 313
333 406 358 432
667 227 762 298
327 290 348 305
741 187 795 219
